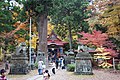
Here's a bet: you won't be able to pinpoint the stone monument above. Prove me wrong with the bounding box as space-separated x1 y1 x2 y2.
9 42 29 74
74 52 93 75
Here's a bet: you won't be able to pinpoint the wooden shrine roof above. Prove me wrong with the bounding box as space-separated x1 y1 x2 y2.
47 30 67 46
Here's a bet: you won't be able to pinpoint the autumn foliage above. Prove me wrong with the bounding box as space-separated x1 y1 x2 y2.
78 30 117 58
6 21 28 38
78 30 108 47
87 0 120 41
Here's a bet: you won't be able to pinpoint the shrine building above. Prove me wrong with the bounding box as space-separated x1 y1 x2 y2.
47 31 67 58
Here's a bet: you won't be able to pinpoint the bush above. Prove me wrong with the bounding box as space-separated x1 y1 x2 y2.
34 62 38 68
67 63 75 72
116 64 120 70
65 56 75 65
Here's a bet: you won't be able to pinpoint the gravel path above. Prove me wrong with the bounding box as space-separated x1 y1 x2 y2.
50 69 120 80
7 68 120 80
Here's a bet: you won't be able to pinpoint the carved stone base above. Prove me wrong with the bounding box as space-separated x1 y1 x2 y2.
74 52 93 75
74 72 93 75
9 56 29 74
9 66 29 74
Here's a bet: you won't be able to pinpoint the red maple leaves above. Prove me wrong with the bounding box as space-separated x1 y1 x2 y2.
78 30 108 47
78 30 117 57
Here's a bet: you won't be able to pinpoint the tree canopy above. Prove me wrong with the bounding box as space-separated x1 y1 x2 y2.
50 0 91 49
0 0 29 52
78 30 115 49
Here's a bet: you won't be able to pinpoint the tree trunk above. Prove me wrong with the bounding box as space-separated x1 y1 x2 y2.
68 24 72 51
37 14 48 66
67 10 73 51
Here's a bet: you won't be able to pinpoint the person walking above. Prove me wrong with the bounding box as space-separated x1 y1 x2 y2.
0 69 7 80
38 59 44 75
5 61 9 70
43 70 50 80
52 61 56 74
55 58 59 69
59 58 62 68
61 58 65 69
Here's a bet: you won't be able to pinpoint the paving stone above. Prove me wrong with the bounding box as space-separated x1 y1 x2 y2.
7 67 120 80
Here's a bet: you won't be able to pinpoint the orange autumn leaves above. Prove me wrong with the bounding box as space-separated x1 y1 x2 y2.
6 21 28 38
5 21 28 44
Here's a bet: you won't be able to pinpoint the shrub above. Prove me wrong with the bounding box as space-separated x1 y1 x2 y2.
34 62 38 68
65 56 75 65
67 63 75 72
116 64 120 70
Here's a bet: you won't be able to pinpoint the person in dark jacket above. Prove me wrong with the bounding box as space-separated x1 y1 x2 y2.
55 58 59 69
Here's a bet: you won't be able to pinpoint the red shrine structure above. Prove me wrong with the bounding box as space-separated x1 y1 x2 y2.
47 30 67 58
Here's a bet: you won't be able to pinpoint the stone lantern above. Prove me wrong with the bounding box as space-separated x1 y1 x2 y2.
36 49 45 62
9 42 29 74
74 52 93 75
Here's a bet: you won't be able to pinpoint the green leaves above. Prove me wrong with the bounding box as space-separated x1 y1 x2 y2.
23 0 54 16
50 0 90 49
51 0 90 35
35 5 44 13
0 2 14 33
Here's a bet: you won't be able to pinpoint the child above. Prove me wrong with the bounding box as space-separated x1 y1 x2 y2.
0 69 7 80
43 70 50 80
